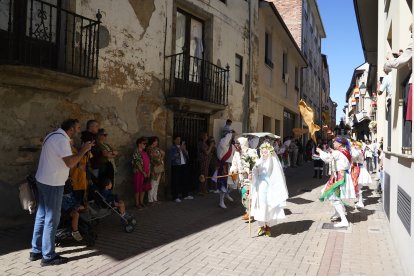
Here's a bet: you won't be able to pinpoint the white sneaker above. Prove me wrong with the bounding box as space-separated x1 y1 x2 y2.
213 190 220 194
175 198 182 203
355 202 364 208
72 231 83 241
330 215 340 222
225 194 234 202
219 202 227 209
334 220 349 228
184 196 194 200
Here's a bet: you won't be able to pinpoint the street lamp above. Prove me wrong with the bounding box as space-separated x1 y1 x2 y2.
359 82 367 96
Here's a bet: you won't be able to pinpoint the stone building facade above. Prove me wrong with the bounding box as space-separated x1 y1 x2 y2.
0 0 259 216
343 63 374 141
272 0 327 137
354 0 414 274
252 1 307 138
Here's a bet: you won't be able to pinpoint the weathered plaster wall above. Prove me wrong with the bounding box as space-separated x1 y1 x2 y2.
0 0 254 217
254 5 305 136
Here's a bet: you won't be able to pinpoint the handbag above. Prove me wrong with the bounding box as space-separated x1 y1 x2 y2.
154 163 164 174
19 175 37 214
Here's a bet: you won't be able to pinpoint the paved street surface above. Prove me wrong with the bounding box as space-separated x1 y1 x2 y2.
0 162 404 276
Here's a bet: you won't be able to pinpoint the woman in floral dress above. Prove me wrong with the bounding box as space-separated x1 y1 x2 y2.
147 136 165 205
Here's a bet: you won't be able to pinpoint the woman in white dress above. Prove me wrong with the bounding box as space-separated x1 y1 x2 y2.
352 142 372 208
251 142 288 237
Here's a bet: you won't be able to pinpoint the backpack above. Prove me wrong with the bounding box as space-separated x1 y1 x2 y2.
19 175 37 214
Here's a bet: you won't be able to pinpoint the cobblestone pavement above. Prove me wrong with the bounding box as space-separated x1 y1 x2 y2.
0 163 404 276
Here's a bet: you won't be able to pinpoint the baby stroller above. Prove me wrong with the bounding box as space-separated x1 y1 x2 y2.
55 179 97 246
84 184 136 233
55 211 97 247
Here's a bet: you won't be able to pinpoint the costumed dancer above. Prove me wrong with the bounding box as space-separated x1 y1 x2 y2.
355 141 372 208
250 142 288 237
229 137 251 220
216 132 235 209
350 141 362 208
312 140 324 179
318 137 356 228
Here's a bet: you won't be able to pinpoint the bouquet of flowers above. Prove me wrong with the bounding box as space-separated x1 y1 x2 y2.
242 148 258 171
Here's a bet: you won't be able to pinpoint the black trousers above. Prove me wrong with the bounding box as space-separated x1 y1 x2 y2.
171 164 189 199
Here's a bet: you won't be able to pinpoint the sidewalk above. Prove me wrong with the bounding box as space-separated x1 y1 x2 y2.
0 162 404 276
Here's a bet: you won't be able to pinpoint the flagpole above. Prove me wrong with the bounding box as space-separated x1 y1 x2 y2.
247 175 251 238
248 185 251 238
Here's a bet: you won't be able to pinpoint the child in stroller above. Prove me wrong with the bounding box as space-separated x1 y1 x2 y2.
94 178 136 233
56 180 96 246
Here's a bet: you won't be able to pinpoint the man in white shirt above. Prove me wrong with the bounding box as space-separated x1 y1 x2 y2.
369 140 378 172
378 65 393 111
30 119 94 266
384 24 413 120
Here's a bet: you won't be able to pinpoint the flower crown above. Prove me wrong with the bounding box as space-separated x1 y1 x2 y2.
259 142 274 154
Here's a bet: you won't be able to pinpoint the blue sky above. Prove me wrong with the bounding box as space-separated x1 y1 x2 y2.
317 0 365 124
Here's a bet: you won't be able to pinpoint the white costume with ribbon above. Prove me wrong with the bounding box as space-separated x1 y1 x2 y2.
251 155 288 227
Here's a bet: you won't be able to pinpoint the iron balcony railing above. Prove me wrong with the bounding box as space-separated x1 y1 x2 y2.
0 0 101 79
166 53 229 106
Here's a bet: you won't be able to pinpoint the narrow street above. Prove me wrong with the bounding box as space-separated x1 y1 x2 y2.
0 162 403 276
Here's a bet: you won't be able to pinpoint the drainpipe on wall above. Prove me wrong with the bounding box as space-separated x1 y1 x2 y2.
245 0 252 132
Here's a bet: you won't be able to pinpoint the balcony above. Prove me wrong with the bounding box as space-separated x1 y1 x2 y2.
353 110 371 125
0 0 101 92
165 53 229 114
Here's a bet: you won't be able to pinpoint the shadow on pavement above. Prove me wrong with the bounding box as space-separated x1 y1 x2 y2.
0 162 318 261
287 197 314 205
346 208 376 224
0 224 33 256
284 164 327 198
284 208 293 216
361 187 381 207
269 220 314 237
74 193 245 261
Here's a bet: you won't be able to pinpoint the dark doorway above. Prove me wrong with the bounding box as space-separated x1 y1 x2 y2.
283 109 295 138
173 112 208 192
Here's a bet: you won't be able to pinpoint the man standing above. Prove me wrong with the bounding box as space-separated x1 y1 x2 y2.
370 140 378 172
365 140 374 174
30 119 94 266
81 120 100 177
169 135 192 202
216 132 235 208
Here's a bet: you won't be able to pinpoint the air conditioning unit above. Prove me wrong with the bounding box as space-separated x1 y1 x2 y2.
283 73 289 84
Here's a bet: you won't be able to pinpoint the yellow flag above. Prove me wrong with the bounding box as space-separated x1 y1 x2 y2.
298 100 321 144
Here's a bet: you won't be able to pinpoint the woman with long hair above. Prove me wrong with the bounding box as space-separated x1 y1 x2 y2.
147 136 165 205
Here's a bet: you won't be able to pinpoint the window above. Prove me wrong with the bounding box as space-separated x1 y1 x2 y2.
275 119 281 136
263 115 271 132
295 67 299 90
283 110 295 138
265 32 273 68
401 75 412 153
0 0 101 79
235 54 243 84
282 52 288 80
175 10 204 82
